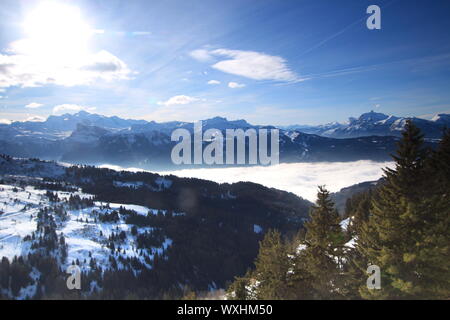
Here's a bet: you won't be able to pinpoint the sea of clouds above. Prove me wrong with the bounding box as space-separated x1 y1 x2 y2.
163 161 394 202
100 160 394 202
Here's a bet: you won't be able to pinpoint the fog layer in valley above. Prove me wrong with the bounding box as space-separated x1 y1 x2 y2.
163 161 394 202
99 161 393 202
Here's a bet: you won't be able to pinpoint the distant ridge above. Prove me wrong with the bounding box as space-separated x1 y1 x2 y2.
283 110 450 139
0 110 443 170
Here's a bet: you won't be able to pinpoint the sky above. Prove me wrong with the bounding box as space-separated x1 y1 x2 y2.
1 0 450 125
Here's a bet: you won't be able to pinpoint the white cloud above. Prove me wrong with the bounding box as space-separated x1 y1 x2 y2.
228 81 245 88
0 119 11 125
131 31 151 36
190 48 299 82
26 115 45 122
157 95 200 107
81 51 129 74
145 99 222 122
25 102 43 109
189 49 213 62
0 39 131 89
418 109 450 120
207 80 221 85
164 161 393 202
0 2 131 89
53 104 96 114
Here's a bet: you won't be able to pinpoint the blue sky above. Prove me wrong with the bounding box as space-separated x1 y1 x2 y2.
1 0 450 125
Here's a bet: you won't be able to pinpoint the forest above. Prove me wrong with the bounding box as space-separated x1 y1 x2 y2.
226 121 449 300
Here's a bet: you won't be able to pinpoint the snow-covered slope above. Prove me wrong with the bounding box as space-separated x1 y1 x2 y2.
0 181 176 299
0 155 312 299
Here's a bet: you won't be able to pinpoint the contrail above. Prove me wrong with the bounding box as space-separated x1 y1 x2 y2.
294 0 401 59
273 51 450 86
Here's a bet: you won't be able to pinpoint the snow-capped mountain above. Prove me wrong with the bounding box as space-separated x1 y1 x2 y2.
432 113 450 125
66 123 112 144
200 116 254 131
293 111 450 139
281 121 344 136
4 111 148 140
0 111 443 170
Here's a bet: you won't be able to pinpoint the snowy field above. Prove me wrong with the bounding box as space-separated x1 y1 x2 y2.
0 184 174 275
0 185 45 260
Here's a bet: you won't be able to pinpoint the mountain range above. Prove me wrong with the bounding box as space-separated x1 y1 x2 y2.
283 110 450 139
0 110 446 170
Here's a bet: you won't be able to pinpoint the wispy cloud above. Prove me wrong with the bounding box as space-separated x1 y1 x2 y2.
417 109 450 120
228 81 245 88
0 38 131 89
300 53 450 82
146 98 221 122
25 115 45 122
190 48 299 82
157 95 200 107
131 31 151 36
25 102 43 109
103 30 151 37
189 49 213 62
53 104 96 114
207 80 221 85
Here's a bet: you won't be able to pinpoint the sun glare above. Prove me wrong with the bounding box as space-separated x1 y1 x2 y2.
22 1 92 61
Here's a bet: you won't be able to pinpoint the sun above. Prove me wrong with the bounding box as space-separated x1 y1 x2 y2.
7 1 128 87
21 1 92 62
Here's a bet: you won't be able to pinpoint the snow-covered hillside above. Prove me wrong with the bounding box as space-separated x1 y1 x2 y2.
0 181 176 299
0 185 45 260
0 155 312 300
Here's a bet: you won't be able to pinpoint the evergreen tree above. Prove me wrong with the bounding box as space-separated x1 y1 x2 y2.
291 186 345 299
251 230 290 299
417 127 450 298
357 120 449 299
429 128 450 189
226 274 250 300
340 190 373 299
